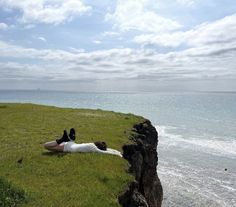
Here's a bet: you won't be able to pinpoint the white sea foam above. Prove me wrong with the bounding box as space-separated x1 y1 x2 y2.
220 184 236 192
159 165 228 207
158 159 236 207
156 125 236 158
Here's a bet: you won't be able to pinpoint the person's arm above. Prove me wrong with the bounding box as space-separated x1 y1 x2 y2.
94 147 123 157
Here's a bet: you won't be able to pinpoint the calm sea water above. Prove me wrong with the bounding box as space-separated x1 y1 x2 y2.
0 90 236 206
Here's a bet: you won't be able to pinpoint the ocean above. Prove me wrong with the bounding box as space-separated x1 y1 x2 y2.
0 90 235 206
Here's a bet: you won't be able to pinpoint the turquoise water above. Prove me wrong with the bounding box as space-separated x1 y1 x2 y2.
0 90 235 206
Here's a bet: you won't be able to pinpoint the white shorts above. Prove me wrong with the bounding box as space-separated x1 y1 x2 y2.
63 141 76 152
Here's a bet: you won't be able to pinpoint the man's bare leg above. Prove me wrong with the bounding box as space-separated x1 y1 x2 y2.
43 141 65 152
44 141 58 149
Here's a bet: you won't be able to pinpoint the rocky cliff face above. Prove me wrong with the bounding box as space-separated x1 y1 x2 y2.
119 120 163 207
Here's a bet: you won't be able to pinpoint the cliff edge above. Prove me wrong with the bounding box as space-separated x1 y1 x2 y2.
119 120 163 207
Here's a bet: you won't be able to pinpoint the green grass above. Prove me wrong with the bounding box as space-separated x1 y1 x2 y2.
0 177 26 207
0 103 144 207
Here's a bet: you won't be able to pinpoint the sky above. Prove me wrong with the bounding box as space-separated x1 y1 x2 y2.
0 0 236 92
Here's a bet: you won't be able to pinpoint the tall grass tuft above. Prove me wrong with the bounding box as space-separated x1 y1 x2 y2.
0 177 26 207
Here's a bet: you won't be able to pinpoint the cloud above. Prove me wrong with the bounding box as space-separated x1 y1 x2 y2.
0 40 67 60
0 22 8 30
1 9 236 83
24 24 35 29
0 39 236 83
93 40 101 44
0 62 53 80
134 32 185 48
0 0 91 25
134 14 236 49
38 36 47 42
68 47 85 53
102 31 120 37
105 0 181 33
176 0 195 6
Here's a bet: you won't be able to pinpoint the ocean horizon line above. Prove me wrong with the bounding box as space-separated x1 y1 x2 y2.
0 88 236 94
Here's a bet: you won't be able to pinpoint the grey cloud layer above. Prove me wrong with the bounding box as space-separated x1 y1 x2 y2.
1 33 236 82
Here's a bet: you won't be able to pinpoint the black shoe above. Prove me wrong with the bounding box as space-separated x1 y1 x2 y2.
69 128 76 141
56 130 70 144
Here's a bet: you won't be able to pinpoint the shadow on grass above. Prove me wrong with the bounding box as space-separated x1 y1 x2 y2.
0 105 7 109
41 151 68 157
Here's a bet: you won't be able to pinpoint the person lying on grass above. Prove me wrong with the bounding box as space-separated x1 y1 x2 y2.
43 128 122 157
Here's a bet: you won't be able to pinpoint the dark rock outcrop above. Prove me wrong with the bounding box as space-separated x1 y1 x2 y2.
119 120 163 207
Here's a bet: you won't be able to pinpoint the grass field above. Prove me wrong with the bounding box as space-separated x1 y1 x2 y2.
0 103 144 207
